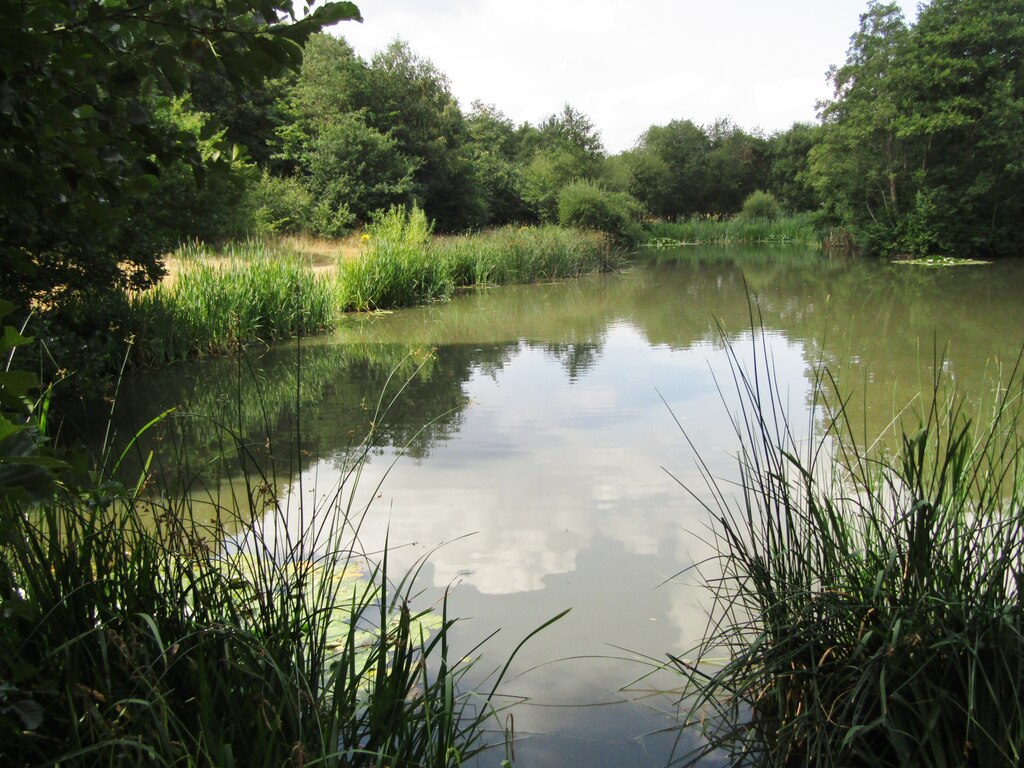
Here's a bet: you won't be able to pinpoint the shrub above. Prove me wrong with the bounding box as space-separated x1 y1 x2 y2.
557 180 645 244
739 190 781 221
246 171 315 235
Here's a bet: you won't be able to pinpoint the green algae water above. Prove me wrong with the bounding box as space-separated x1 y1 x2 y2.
90 245 1024 767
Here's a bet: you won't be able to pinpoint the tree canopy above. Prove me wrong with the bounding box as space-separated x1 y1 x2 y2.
0 0 362 309
810 0 1024 257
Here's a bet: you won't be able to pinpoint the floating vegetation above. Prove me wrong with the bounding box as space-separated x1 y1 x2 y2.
892 255 993 267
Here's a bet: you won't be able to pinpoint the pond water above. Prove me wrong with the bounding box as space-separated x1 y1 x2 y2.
91 246 1024 766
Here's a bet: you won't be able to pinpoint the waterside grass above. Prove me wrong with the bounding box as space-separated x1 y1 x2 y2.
646 213 820 247
672 329 1024 766
337 208 623 312
125 240 337 367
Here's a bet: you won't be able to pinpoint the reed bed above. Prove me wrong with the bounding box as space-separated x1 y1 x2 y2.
672 328 1024 766
647 213 820 246
337 208 622 312
436 224 623 287
126 241 337 366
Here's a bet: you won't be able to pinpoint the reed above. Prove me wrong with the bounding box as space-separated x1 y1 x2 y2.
672 327 1024 766
338 208 622 312
435 224 622 287
126 240 336 366
646 213 820 246
337 207 452 312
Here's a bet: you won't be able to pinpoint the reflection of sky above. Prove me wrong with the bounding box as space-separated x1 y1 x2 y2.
240 322 812 766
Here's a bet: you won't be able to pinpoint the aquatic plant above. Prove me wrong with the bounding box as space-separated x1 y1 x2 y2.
672 326 1024 766
435 224 621 287
338 208 622 311
125 240 336 366
647 213 820 246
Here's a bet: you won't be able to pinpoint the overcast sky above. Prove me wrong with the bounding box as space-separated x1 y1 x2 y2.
331 0 923 154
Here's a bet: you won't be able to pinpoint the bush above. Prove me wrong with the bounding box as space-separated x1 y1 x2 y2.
246 171 314 236
739 190 781 221
556 180 645 244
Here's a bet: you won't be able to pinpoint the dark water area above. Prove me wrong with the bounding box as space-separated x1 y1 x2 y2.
72 246 1024 766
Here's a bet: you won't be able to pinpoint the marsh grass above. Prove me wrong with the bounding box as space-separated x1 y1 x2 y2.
337 207 452 312
1 347 557 767
127 240 336 366
436 225 622 287
671 325 1024 766
647 214 820 246
338 208 622 312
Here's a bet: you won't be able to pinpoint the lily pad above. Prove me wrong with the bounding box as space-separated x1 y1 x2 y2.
892 256 991 267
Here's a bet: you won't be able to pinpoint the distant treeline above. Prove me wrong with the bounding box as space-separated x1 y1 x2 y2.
1 0 1021 313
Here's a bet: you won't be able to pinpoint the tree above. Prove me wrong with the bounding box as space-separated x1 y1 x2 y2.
0 0 361 310
765 122 822 212
519 104 605 221
465 101 531 224
809 1 912 252
362 41 483 230
811 0 1024 257
626 119 711 218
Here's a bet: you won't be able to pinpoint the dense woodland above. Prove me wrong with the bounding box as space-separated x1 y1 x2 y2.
1 0 1022 317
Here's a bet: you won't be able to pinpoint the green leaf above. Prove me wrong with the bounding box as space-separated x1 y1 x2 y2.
0 415 24 442
0 370 36 400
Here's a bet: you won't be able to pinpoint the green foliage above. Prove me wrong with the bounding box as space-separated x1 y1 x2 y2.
0 0 362 310
246 171 315 235
338 208 622 311
519 104 606 222
646 213 820 245
764 122 822 212
622 118 768 219
557 180 645 244
436 225 623 286
739 190 781 221
125 242 337 366
465 101 532 225
674 334 1024 766
338 207 447 311
811 0 1024 257
303 114 417 234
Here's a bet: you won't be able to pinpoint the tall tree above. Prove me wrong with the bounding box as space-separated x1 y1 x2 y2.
810 0 1024 256
519 103 605 221
810 2 912 251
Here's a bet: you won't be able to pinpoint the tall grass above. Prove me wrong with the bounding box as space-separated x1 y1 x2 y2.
672 327 1024 766
337 207 453 312
437 224 623 287
338 208 622 312
125 241 336 366
646 213 820 246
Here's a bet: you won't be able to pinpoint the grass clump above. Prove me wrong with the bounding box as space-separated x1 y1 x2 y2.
437 224 622 287
339 206 622 311
337 206 451 312
646 212 820 246
673 329 1024 766
126 240 336 366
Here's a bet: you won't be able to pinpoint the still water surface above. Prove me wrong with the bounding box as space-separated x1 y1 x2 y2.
101 246 1024 766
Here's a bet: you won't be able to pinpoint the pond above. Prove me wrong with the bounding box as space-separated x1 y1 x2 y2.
90 245 1024 766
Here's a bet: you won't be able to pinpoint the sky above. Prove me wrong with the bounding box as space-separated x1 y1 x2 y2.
329 0 923 154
